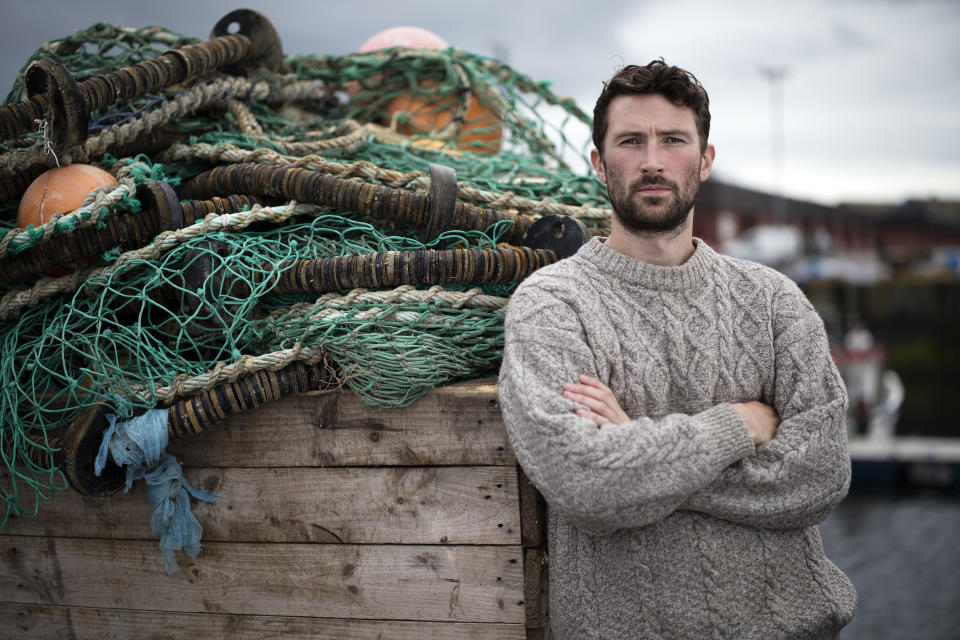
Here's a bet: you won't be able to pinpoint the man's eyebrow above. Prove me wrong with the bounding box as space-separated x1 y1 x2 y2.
611 128 693 138
611 130 648 139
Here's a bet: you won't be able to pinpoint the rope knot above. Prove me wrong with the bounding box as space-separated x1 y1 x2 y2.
35 118 61 167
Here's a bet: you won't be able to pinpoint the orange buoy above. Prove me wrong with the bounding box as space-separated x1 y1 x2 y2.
18 164 118 229
387 87 503 154
409 138 459 154
354 27 503 154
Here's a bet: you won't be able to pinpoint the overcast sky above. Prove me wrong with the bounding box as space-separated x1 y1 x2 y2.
2 0 957 206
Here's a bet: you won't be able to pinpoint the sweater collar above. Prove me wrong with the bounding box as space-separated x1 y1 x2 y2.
575 236 715 291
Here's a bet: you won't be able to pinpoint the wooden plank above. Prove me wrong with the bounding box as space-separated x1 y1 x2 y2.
167 378 514 467
0 537 524 623
523 547 549 631
517 466 546 548
3 466 521 545
0 603 527 640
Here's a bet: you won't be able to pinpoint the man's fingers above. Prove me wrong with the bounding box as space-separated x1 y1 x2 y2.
564 389 617 419
564 386 620 415
576 408 608 427
577 373 603 386
563 375 630 426
563 384 605 402
564 382 615 404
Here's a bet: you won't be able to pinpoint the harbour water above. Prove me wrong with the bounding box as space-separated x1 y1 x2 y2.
819 490 960 639
811 279 960 638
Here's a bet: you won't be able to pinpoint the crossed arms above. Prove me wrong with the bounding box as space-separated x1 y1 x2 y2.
497 289 851 535
564 373 780 446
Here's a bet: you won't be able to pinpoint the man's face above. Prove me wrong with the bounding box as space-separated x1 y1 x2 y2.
591 94 715 234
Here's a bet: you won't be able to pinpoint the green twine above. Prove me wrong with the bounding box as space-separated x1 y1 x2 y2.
0 20 609 527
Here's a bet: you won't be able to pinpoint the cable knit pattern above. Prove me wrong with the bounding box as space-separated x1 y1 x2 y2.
498 237 857 639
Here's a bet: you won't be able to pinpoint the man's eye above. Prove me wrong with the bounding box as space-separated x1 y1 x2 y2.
620 138 639 145
665 137 685 144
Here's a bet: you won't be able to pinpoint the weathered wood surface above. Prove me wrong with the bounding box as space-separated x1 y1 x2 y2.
0 537 524 623
3 466 521 545
0 379 548 639
517 466 547 548
167 378 514 467
0 604 528 640
523 547 549 631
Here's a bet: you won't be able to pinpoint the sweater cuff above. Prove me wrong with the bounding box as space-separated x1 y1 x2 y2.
694 403 755 466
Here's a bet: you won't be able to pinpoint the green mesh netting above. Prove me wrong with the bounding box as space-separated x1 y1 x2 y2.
0 20 611 526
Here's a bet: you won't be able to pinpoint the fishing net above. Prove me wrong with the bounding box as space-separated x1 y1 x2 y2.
0 16 612 527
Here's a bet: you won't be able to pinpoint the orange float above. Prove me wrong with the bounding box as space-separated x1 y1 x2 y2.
354 27 503 154
18 164 118 229
386 87 502 154
17 164 118 275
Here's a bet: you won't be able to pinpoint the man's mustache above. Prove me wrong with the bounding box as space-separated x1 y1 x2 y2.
630 176 676 191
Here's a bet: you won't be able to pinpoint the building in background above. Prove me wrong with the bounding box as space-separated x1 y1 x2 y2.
695 179 960 488
695 179 960 284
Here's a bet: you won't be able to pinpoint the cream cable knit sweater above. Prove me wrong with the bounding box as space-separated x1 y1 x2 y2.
498 237 856 639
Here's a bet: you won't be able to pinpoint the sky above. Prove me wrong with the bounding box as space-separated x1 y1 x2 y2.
1 0 957 206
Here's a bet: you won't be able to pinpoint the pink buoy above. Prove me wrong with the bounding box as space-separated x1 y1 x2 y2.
359 26 448 53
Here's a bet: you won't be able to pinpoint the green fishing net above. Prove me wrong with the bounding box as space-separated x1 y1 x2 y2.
0 20 611 526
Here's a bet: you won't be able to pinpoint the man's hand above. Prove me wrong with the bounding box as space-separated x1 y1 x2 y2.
563 374 630 427
731 401 780 445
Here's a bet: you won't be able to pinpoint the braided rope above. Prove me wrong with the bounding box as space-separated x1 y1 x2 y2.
158 141 612 222
271 284 507 323
83 77 328 160
259 120 371 155
288 304 501 327
0 156 178 258
0 24 606 523
0 76 328 175
148 344 327 406
299 48 591 166
227 99 264 137
310 284 507 310
306 48 592 128
0 182 131 256
0 76 329 260
0 201 314 320
121 284 507 405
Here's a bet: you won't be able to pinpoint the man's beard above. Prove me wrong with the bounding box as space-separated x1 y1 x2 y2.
604 161 701 234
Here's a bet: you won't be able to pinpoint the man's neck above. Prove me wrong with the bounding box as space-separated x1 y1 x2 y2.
604 212 696 266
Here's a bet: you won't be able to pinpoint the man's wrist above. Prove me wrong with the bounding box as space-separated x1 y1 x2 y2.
696 403 756 464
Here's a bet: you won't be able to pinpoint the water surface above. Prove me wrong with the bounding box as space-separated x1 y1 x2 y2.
819 491 960 639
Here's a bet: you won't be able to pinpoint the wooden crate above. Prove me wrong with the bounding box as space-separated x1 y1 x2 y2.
0 378 548 639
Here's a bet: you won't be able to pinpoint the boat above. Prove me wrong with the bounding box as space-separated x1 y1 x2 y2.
836 327 960 492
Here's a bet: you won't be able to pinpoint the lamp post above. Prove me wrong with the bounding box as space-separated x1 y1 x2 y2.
759 65 789 224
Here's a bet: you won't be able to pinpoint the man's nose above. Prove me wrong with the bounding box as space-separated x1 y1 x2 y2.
640 143 665 173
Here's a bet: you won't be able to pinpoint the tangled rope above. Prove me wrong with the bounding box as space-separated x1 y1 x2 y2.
0 18 608 528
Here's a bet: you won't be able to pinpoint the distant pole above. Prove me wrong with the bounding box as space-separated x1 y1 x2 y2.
759 65 788 224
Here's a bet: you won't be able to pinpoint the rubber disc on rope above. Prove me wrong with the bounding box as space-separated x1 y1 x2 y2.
522 214 590 259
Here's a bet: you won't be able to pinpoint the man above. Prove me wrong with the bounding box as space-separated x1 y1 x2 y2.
497 60 857 639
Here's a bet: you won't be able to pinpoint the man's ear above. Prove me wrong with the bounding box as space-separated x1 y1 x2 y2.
590 148 607 184
699 144 716 182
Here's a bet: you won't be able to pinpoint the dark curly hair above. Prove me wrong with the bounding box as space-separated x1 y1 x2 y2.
593 59 711 153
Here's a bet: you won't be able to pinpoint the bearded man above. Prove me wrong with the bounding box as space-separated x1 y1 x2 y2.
497 60 857 639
